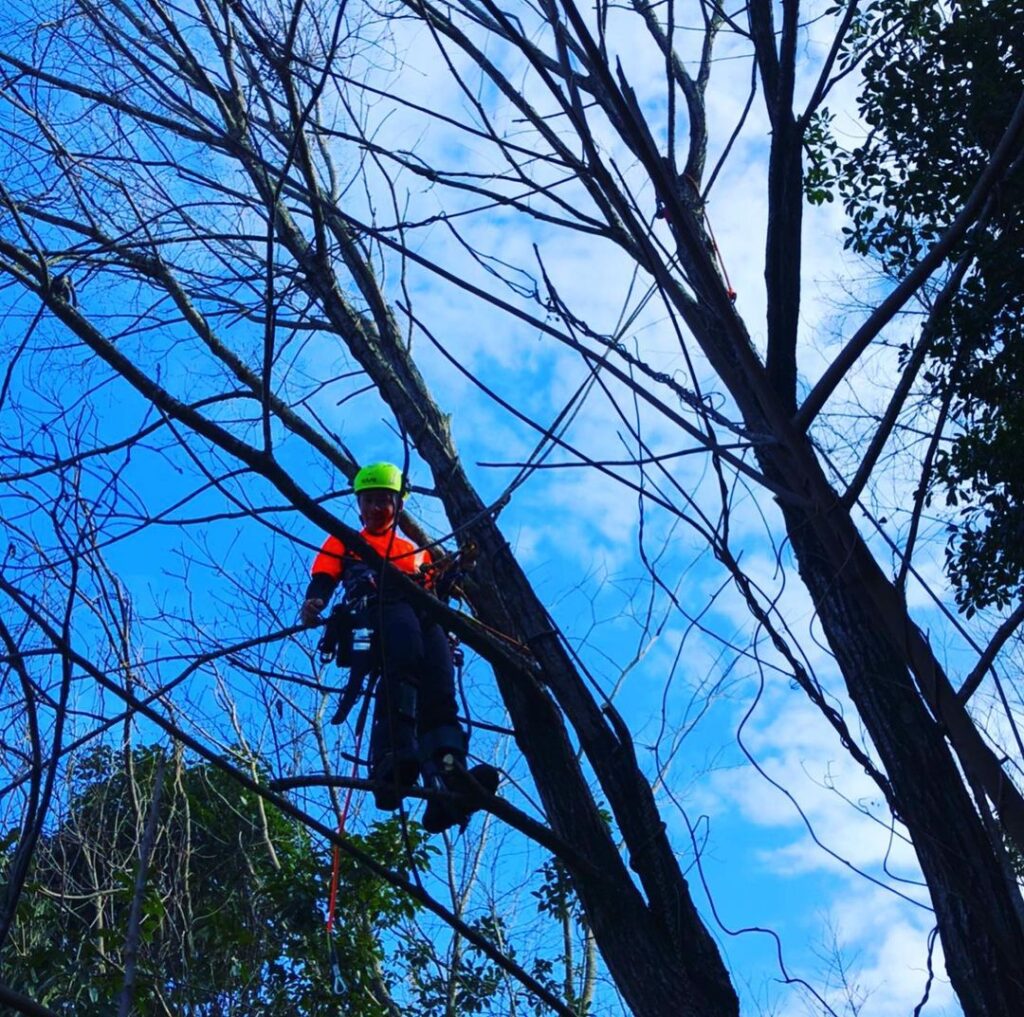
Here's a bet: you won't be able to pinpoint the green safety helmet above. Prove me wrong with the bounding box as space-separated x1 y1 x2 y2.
353 461 405 495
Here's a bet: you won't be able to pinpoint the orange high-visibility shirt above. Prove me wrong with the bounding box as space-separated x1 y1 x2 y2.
311 528 431 582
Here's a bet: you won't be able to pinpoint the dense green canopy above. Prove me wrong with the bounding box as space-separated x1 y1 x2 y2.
2 746 429 1016
815 0 1024 614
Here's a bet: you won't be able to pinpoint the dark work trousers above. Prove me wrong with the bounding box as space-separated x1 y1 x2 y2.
368 600 465 783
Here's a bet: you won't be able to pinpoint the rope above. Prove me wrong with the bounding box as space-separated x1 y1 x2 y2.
467 615 534 656
325 725 363 937
684 174 736 302
701 205 737 302
655 177 738 302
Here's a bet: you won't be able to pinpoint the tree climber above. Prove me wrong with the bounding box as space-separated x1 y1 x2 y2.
301 462 498 834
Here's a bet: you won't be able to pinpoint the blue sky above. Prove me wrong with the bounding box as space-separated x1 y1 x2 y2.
2 0 1008 1013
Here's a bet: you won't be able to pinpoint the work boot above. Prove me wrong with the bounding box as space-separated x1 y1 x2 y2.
422 754 500 834
368 673 419 810
371 757 420 811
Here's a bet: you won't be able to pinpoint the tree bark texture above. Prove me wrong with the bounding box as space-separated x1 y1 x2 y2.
779 495 1024 1016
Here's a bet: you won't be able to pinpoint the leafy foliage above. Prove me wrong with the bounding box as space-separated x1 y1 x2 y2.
531 857 592 1015
1 745 426 1016
810 0 1024 613
401 913 509 1015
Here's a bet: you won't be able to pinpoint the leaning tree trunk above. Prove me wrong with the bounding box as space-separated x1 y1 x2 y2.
678 159 1024 1017
319 248 739 1017
781 500 1024 1017
669 221 1024 1014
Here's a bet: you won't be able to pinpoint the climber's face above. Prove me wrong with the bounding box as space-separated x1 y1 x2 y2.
357 489 400 534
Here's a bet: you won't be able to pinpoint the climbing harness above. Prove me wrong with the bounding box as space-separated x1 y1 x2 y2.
317 537 478 733
318 590 378 727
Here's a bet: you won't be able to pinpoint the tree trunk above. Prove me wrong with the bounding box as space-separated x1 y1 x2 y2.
780 494 1024 1016
649 34 1024 1005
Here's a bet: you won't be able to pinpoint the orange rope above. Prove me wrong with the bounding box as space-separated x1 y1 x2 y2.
468 616 534 656
700 207 737 302
657 175 736 302
326 728 363 935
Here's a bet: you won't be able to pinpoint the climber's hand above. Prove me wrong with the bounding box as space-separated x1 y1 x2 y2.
301 597 325 626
